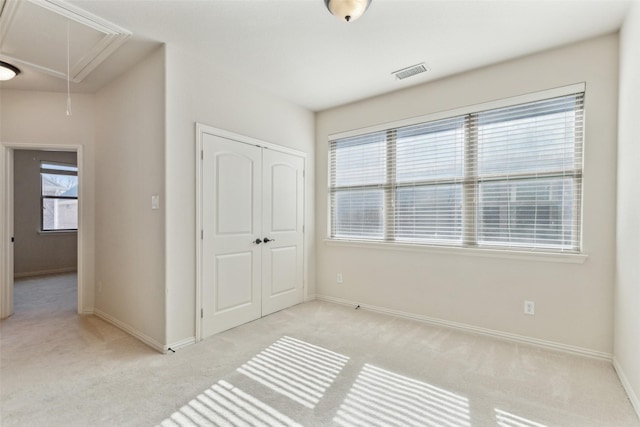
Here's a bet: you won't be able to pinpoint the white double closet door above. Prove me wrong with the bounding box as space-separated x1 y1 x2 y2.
201 134 304 339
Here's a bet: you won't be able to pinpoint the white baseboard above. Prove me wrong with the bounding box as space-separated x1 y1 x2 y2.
316 295 612 361
14 267 77 278
81 308 94 315
93 308 165 353
613 357 640 420
166 337 196 352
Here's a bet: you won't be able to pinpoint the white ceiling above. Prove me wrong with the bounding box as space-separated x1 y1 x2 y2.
0 0 633 111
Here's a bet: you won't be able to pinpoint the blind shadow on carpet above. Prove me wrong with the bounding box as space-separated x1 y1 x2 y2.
157 335 545 427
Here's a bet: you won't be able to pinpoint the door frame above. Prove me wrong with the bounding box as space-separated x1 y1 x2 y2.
195 123 307 342
1 142 86 318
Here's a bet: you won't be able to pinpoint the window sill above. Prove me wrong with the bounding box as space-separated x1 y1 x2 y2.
38 230 78 236
323 239 588 264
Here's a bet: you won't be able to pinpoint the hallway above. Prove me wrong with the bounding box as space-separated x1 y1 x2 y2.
13 273 77 315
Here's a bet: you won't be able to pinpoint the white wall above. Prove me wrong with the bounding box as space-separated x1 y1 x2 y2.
165 46 316 345
13 150 77 277
0 90 96 311
316 34 619 355
94 46 166 346
614 1 640 415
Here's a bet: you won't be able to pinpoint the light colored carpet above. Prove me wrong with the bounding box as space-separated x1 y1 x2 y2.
1 273 638 426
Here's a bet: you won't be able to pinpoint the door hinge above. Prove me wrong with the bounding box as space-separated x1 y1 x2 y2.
201 230 204 240
201 308 203 318
201 150 204 160
302 225 305 233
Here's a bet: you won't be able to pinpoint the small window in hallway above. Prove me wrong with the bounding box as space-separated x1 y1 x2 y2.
40 162 78 231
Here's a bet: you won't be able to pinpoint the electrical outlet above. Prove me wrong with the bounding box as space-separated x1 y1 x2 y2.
524 300 535 315
337 273 343 284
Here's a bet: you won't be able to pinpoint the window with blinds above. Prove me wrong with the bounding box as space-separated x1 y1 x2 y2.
329 91 584 253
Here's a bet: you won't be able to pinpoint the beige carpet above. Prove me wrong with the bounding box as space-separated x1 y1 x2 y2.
1 273 638 427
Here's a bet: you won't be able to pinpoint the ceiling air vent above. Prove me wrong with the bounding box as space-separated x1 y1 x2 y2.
392 63 429 80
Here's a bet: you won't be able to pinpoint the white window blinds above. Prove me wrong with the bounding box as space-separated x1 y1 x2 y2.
473 95 583 250
330 131 387 239
329 90 584 253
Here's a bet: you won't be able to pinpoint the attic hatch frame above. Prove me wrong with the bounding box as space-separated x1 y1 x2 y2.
0 0 131 83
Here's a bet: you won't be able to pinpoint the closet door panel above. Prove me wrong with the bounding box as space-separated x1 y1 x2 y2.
262 149 304 316
201 135 262 338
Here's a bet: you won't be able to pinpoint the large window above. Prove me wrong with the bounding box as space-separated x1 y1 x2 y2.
41 162 78 231
329 90 584 253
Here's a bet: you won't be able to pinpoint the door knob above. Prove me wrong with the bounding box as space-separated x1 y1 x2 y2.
253 238 263 244
263 237 275 243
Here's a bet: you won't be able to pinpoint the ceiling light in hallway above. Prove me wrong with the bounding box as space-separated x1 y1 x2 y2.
0 60 20 80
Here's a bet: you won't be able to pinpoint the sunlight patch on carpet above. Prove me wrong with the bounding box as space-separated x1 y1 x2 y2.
333 363 471 427
237 336 350 409
495 408 547 427
158 379 301 427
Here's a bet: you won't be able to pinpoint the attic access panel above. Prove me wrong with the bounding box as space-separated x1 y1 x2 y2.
0 0 131 82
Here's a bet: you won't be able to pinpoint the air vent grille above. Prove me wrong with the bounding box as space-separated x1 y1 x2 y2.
392 63 429 80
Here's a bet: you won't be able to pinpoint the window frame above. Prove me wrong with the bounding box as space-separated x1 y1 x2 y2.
40 161 79 232
328 84 585 255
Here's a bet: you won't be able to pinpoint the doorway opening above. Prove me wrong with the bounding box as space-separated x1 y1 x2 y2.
1 144 85 319
14 150 78 314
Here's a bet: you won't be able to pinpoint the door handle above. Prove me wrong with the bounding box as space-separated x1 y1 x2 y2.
263 237 275 243
253 238 263 245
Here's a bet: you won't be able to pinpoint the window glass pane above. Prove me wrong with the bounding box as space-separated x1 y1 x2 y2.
477 96 581 175
43 198 78 230
333 189 384 239
395 184 462 242
396 117 465 182
478 178 575 248
333 132 386 186
41 173 78 197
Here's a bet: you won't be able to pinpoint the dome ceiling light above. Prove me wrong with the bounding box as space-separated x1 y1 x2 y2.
324 0 372 23
0 60 20 81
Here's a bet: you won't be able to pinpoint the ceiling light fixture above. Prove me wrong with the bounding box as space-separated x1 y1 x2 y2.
0 61 21 81
324 0 372 23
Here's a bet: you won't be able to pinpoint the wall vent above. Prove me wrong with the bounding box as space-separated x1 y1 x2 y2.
392 63 429 80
